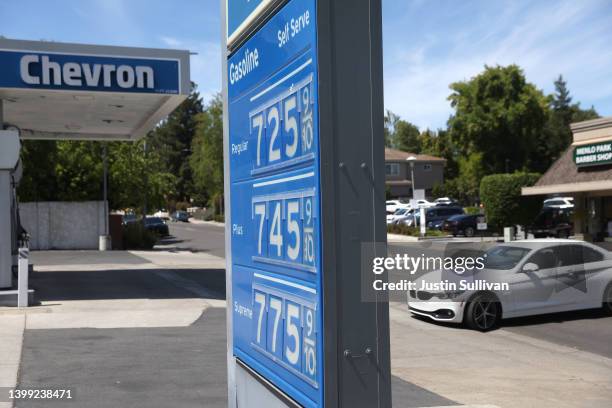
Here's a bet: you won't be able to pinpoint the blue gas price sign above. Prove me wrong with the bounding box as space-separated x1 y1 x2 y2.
228 0 323 406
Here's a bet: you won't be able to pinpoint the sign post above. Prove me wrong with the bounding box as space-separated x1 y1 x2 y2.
222 1 391 407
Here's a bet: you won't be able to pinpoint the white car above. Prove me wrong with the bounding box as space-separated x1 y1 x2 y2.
387 208 411 224
413 199 435 208
434 197 453 205
153 209 170 220
543 197 574 209
408 239 612 331
386 200 409 214
392 208 416 225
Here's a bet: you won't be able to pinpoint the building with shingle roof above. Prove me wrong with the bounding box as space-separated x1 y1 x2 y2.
384 148 445 198
523 116 612 243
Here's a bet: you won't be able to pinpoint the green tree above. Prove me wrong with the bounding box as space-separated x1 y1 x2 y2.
54 141 104 201
447 65 549 175
551 75 573 121
383 110 421 152
570 105 598 122
148 85 203 202
384 110 400 147
190 94 224 214
541 75 600 170
456 152 485 202
394 120 421 153
419 128 458 179
18 140 59 202
107 140 176 212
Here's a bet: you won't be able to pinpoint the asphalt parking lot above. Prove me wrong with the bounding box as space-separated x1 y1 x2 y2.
17 308 228 408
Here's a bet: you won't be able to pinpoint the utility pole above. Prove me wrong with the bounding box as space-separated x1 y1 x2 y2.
143 140 148 217
102 143 108 236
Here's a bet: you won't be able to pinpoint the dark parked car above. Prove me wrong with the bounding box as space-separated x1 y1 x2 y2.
172 211 190 222
122 213 139 226
442 214 483 237
416 206 464 228
528 207 573 238
144 217 169 236
427 219 445 230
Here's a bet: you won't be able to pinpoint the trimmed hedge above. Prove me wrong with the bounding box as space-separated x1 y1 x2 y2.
123 222 159 250
479 172 541 232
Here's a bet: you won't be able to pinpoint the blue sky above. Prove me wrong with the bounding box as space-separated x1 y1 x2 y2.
1 0 611 130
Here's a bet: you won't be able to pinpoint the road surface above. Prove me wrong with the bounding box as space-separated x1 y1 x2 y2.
158 221 225 258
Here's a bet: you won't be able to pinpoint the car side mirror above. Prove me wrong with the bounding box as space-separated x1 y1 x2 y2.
522 262 539 273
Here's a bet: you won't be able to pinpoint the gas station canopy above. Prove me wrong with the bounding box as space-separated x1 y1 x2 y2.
0 38 191 141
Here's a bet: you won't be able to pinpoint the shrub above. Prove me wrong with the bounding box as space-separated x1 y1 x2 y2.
479 172 541 232
123 222 158 250
387 224 446 237
464 206 481 215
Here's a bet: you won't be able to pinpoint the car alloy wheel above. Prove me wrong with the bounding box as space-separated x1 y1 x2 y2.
465 293 499 331
465 227 475 237
604 283 612 315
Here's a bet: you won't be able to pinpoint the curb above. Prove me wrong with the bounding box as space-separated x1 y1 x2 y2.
188 219 225 227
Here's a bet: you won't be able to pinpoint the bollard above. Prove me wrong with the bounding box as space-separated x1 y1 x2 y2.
503 227 514 243
17 246 29 307
99 235 111 251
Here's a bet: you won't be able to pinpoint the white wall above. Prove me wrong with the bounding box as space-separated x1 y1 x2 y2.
20 201 107 250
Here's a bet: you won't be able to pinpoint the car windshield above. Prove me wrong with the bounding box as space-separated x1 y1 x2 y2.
483 246 531 270
393 208 406 215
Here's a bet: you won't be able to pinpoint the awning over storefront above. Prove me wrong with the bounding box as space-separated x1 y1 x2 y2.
522 147 612 195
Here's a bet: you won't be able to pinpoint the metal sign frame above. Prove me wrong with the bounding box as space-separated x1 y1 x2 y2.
222 0 391 407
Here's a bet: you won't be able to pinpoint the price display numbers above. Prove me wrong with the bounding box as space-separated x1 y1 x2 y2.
251 288 318 383
252 190 317 271
250 77 315 175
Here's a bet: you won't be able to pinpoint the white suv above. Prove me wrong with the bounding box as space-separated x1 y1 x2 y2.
543 197 574 209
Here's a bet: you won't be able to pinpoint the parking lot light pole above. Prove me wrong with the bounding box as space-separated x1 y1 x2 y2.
406 156 417 199
99 143 110 251
407 155 425 236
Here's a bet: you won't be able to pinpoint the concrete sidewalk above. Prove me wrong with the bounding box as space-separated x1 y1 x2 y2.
0 314 25 408
29 249 226 271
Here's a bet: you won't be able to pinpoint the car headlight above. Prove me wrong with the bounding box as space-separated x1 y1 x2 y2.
436 291 465 300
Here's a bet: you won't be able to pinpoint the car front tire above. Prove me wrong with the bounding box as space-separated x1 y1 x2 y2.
603 283 612 315
465 293 500 331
